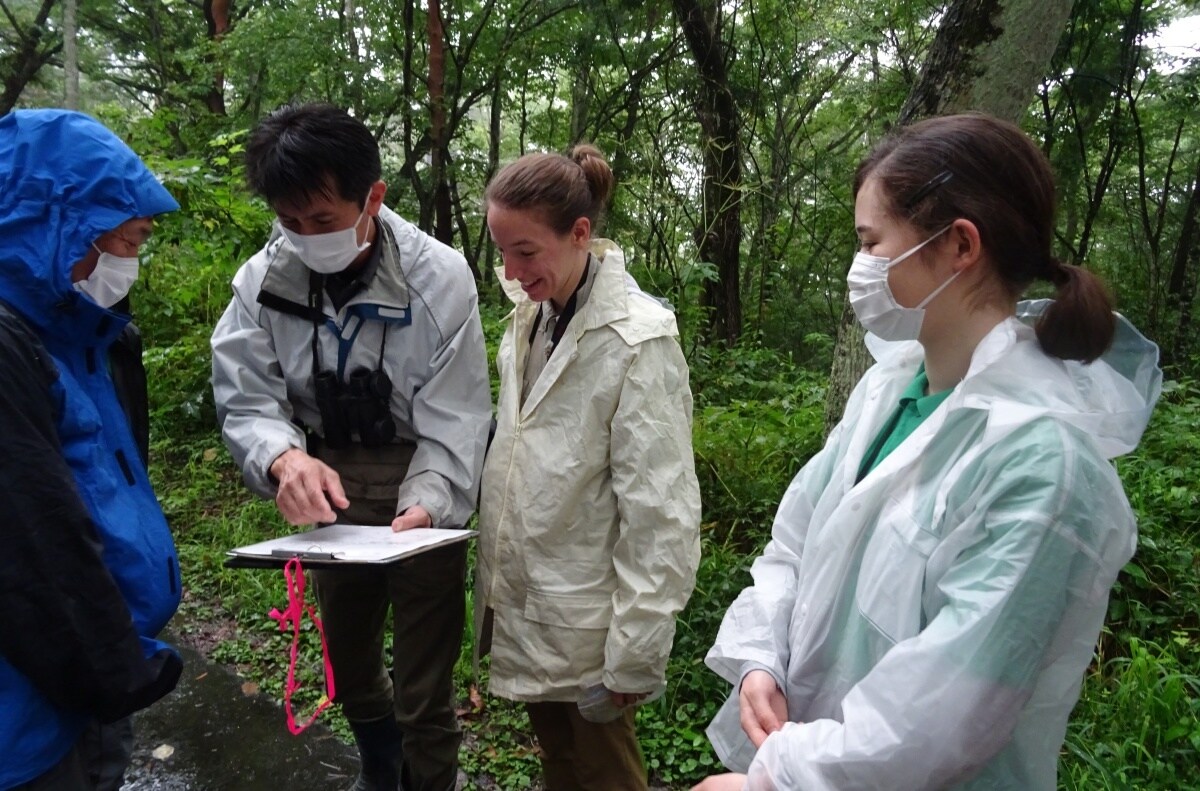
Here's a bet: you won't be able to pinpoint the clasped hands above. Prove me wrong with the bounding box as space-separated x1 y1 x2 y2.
269 448 430 530
689 669 788 791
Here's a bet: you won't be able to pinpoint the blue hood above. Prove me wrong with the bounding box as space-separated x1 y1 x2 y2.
0 110 179 335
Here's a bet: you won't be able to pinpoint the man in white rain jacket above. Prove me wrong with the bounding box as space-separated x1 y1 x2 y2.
704 302 1160 790
211 104 490 791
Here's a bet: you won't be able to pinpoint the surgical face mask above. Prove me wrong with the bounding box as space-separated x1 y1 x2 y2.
73 245 139 309
280 203 371 274
847 225 958 341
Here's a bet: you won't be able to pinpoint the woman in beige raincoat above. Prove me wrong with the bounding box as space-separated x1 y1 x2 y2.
477 144 701 790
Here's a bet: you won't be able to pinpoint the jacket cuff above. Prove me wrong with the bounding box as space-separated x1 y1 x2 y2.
739 661 785 695
602 666 665 696
395 471 451 527
247 436 306 499
95 647 183 724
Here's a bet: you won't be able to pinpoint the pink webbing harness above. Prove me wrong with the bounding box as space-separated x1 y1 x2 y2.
268 556 336 734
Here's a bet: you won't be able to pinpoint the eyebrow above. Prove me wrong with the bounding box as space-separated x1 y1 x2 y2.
278 211 337 222
122 225 153 243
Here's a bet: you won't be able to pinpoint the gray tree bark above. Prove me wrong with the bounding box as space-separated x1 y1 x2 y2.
823 0 1073 434
673 0 744 345
63 0 77 108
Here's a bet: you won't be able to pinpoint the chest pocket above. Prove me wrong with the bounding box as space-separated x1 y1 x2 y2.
855 499 941 647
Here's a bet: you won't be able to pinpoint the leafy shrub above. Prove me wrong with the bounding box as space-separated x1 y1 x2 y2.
690 344 826 545
1063 637 1200 789
1109 379 1200 649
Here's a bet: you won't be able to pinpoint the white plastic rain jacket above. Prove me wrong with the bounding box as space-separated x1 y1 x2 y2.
706 300 1161 790
478 240 701 701
210 206 491 527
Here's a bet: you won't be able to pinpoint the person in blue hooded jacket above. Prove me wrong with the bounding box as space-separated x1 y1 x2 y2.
0 110 183 790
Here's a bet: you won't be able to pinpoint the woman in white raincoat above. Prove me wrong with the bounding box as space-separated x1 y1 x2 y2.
477 144 701 790
693 114 1162 791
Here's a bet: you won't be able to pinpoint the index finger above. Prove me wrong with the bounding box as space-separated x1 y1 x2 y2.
739 700 770 747
322 467 349 509
751 691 784 735
297 471 336 523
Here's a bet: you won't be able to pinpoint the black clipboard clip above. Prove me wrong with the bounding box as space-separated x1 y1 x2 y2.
270 548 340 561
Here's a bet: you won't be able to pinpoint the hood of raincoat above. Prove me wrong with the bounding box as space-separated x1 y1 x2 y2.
0 109 179 337
864 299 1161 460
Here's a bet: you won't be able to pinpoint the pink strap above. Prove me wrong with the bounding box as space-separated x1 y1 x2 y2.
268 556 336 735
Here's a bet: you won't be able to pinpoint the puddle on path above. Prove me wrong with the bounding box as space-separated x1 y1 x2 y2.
123 636 357 790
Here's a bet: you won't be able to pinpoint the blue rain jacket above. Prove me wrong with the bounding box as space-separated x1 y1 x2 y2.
0 110 182 788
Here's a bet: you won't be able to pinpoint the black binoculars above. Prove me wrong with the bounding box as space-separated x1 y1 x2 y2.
314 366 397 449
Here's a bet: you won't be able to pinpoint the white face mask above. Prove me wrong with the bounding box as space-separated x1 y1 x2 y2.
846 225 958 341
73 245 139 309
279 203 372 274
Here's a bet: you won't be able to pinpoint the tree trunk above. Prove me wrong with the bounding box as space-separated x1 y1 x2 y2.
202 0 229 115
482 74 502 284
1168 156 1200 362
824 0 1073 434
399 0 430 213
63 0 77 108
569 29 592 145
898 0 1073 125
426 0 452 243
673 0 743 345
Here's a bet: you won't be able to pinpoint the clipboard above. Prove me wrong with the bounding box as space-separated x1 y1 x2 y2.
225 524 475 569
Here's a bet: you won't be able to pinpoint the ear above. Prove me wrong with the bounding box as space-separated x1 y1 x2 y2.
570 216 591 248
948 218 982 273
366 180 387 215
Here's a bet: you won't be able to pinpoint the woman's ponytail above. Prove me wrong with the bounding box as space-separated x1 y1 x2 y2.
1035 259 1116 363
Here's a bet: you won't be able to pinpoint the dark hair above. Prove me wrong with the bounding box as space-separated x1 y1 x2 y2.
245 103 381 208
484 143 614 235
854 113 1115 363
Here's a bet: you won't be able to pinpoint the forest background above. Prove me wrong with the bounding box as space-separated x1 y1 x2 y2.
4 0 1200 788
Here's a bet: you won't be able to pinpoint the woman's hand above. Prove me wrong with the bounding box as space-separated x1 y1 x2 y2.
609 690 650 707
691 773 747 790
739 669 788 748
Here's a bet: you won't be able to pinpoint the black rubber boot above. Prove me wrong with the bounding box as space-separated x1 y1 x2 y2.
346 716 406 791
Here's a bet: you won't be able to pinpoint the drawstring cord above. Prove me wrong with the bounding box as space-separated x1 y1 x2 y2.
268 556 336 735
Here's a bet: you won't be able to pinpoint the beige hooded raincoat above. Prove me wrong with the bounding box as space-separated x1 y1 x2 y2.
477 240 701 702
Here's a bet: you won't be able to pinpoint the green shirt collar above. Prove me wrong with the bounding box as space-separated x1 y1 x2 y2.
901 364 953 418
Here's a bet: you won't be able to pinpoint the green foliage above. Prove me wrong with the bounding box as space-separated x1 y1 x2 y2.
1062 637 1200 789
1108 379 1200 643
134 127 273 346
458 684 542 790
690 343 826 543
637 536 755 785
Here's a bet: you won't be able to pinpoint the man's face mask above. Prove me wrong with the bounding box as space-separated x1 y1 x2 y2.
846 225 956 341
73 244 139 309
280 201 371 274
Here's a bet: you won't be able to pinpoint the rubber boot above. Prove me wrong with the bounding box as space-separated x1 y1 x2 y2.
347 716 406 791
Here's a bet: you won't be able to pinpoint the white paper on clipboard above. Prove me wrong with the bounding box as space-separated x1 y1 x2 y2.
227 524 475 565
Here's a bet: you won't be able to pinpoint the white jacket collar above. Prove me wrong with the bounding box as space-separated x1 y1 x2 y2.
864 300 1161 459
